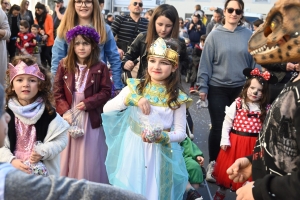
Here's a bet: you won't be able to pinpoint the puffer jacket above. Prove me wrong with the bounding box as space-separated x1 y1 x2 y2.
122 32 190 79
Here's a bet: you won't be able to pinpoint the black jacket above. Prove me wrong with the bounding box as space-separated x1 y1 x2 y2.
122 32 189 79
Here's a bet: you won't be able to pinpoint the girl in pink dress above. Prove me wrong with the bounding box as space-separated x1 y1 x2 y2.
212 68 277 200
53 25 112 183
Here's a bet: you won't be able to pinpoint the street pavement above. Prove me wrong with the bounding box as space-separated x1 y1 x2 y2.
181 77 236 200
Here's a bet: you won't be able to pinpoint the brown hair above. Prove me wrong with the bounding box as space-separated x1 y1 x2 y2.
222 0 244 26
20 20 30 29
6 55 54 115
57 0 107 44
20 0 28 15
200 34 207 42
137 40 183 110
64 35 100 73
145 4 179 50
195 4 201 11
239 77 270 121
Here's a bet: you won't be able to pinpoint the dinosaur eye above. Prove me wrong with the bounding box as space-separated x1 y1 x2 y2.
270 21 276 31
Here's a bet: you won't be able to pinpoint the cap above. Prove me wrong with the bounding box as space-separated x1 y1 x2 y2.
54 0 63 3
107 13 113 17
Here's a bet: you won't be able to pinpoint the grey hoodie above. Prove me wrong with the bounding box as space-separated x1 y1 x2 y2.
1 163 147 200
197 25 260 94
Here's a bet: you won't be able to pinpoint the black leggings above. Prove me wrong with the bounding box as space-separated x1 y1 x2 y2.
41 45 52 68
207 85 243 162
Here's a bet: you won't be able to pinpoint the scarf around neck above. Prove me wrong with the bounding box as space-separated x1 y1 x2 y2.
8 97 45 125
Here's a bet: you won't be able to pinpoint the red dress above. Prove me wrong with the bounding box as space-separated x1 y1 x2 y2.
213 97 262 191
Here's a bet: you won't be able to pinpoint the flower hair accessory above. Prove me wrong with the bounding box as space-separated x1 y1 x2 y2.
243 68 278 84
66 25 100 44
9 61 45 83
148 37 179 65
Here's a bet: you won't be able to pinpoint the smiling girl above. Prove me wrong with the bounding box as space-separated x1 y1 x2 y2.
0 55 69 176
53 25 111 183
211 68 276 200
102 38 191 200
122 4 189 79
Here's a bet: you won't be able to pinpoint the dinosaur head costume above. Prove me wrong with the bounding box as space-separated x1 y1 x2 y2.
249 0 300 64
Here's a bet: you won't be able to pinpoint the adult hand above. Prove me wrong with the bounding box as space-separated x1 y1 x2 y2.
227 157 252 183
124 60 135 71
236 182 255 200
76 102 86 111
117 48 124 59
221 145 229 151
199 93 207 101
197 25 201 29
42 34 48 41
196 156 204 166
294 63 299 71
286 62 296 71
63 110 72 125
137 97 151 115
30 151 43 164
11 159 31 174
55 5 60 12
189 23 194 30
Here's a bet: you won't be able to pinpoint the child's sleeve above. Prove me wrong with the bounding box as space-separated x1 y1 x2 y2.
180 137 204 160
103 86 130 113
220 101 237 146
165 103 187 143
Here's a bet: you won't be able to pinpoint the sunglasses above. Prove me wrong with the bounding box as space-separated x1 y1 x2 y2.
133 2 143 7
227 8 243 15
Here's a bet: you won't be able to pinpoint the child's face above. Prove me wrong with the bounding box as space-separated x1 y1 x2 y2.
74 35 92 64
147 56 176 84
200 40 205 47
155 16 173 38
247 78 263 102
12 75 39 106
31 27 38 35
19 25 29 34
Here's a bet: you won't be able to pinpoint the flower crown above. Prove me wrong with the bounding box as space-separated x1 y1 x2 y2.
66 25 100 44
9 61 45 83
148 38 179 65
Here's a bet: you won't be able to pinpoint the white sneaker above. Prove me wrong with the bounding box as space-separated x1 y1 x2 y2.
206 161 216 183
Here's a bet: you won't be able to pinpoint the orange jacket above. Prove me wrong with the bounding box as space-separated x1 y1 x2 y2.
34 14 54 46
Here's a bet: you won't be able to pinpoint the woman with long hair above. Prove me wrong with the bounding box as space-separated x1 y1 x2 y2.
7 4 21 61
197 0 259 183
122 4 189 79
51 0 123 91
34 2 54 68
20 0 33 27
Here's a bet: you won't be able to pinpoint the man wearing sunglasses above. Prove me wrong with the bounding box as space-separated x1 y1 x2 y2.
1 0 9 14
111 0 148 59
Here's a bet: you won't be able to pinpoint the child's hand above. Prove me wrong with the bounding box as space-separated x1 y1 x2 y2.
76 102 86 110
24 42 29 47
30 151 43 164
63 110 72 124
138 97 151 115
196 156 204 166
221 145 229 151
40 30 45 35
11 159 31 174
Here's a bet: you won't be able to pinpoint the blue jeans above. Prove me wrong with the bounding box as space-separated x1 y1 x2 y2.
207 85 243 162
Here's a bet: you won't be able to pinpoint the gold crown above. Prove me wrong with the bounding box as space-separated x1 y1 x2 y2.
148 38 179 65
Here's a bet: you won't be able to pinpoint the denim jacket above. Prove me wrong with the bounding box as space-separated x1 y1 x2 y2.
51 24 124 89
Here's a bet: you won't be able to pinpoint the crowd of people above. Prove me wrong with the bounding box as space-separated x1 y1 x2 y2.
0 0 299 200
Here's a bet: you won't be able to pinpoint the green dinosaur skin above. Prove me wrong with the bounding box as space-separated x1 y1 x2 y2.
248 0 300 64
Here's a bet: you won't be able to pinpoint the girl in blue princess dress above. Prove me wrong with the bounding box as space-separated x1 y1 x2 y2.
102 38 191 200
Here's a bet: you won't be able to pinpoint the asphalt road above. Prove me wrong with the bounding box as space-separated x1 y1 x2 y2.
181 77 236 200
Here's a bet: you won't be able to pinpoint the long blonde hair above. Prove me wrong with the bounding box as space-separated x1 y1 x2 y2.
57 0 107 44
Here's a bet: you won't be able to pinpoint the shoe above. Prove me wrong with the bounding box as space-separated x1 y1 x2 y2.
186 189 203 200
189 87 196 94
206 161 216 183
213 190 226 200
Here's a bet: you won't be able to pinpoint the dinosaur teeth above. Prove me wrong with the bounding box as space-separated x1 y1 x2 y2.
250 44 278 56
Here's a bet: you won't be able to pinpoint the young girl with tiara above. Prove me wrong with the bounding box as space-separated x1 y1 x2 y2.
102 37 191 200
0 55 69 176
53 25 112 183
212 68 277 200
